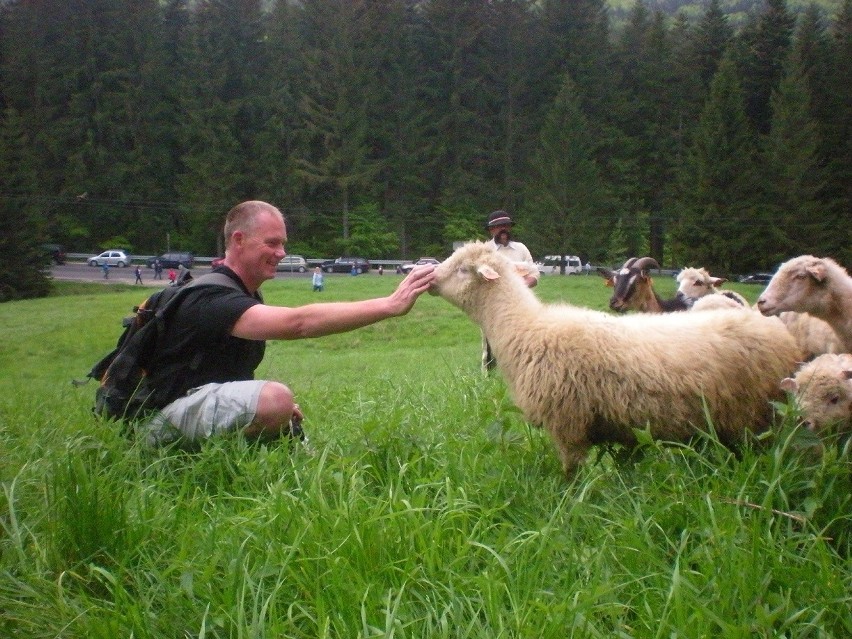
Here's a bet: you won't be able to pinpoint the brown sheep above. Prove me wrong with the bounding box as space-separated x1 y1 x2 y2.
757 255 852 353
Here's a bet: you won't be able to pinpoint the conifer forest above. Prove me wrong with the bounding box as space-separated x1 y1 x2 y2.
1 0 850 299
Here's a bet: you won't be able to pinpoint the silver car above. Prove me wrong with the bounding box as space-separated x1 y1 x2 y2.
88 250 132 267
277 255 308 272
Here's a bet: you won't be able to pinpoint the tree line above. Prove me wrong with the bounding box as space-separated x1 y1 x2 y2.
0 0 849 301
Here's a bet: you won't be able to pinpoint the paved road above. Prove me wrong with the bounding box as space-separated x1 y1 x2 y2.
51 263 312 286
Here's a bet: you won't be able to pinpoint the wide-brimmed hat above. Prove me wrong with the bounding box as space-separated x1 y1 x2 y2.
486 210 514 229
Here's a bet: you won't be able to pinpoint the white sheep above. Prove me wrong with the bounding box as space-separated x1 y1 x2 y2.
431 242 802 475
676 267 749 309
780 353 852 437
757 255 852 353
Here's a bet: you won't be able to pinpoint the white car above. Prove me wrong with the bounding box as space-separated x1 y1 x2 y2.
399 257 440 274
536 255 583 275
88 250 132 267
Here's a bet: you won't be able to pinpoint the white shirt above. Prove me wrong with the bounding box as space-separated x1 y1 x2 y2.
487 238 539 282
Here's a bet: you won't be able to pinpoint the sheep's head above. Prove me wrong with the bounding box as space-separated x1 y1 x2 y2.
602 256 661 313
676 267 726 305
756 255 839 317
430 242 523 315
780 354 852 435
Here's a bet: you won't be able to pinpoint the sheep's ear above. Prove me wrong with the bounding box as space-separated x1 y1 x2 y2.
806 261 828 282
711 277 727 287
477 264 500 281
780 378 798 393
841 370 852 381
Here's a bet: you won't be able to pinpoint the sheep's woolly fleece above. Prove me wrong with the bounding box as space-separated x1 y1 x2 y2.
431 242 802 475
781 353 852 437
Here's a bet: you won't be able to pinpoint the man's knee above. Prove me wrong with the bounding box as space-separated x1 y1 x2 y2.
250 382 296 436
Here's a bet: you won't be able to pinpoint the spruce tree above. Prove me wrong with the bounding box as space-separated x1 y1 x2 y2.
177 0 270 254
733 0 796 135
671 55 768 274
762 55 827 259
290 0 382 247
0 109 51 301
524 74 611 263
821 0 852 263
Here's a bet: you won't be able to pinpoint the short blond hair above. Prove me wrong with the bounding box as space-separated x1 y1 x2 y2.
223 201 285 248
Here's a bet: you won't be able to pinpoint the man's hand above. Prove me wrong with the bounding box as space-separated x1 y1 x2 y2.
387 263 437 316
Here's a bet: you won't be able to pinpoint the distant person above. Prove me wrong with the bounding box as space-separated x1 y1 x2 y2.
134 265 143 285
312 266 324 292
482 210 539 372
351 263 358 276
101 263 109 279
168 268 176 285
378 265 384 276
138 200 435 448
153 259 163 280
584 261 591 275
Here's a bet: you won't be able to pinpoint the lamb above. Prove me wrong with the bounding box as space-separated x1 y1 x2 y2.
756 255 852 353
780 353 852 437
598 257 689 313
431 242 802 475
676 267 749 309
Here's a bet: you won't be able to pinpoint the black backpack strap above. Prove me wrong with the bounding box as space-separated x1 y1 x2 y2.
83 272 245 383
184 271 245 293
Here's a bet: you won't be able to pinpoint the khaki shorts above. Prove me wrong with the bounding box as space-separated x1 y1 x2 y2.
143 380 265 447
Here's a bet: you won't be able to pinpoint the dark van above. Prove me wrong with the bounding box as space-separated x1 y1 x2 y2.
42 243 67 265
147 252 194 269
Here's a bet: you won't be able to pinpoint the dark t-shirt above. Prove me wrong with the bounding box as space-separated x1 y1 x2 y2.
147 267 264 406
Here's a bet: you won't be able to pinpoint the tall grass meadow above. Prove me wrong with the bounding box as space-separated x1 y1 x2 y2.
1 272 849 637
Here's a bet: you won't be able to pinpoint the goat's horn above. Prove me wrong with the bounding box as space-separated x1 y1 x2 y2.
632 257 660 271
621 257 638 269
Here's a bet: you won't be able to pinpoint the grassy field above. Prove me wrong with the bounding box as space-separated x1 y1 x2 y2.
1 273 850 638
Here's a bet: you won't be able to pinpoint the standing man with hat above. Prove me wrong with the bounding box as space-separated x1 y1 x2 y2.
482 210 539 371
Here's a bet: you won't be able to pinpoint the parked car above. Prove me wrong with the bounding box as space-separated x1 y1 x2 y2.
399 257 440 274
42 243 66 265
146 252 194 269
88 250 131 267
536 255 583 275
320 257 371 274
738 272 774 285
277 255 308 272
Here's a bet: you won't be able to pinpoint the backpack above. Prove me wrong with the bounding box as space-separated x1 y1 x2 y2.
85 271 243 422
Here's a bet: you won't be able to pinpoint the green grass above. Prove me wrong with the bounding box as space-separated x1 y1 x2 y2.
1 274 850 638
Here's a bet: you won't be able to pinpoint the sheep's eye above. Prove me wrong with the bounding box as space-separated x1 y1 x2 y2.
827 394 839 405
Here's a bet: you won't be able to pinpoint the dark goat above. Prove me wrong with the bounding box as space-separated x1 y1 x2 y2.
598 257 689 313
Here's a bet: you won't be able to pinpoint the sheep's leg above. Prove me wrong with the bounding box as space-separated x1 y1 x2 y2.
547 425 592 477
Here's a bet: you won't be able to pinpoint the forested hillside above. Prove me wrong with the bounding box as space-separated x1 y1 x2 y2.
1 0 850 300
608 0 843 23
